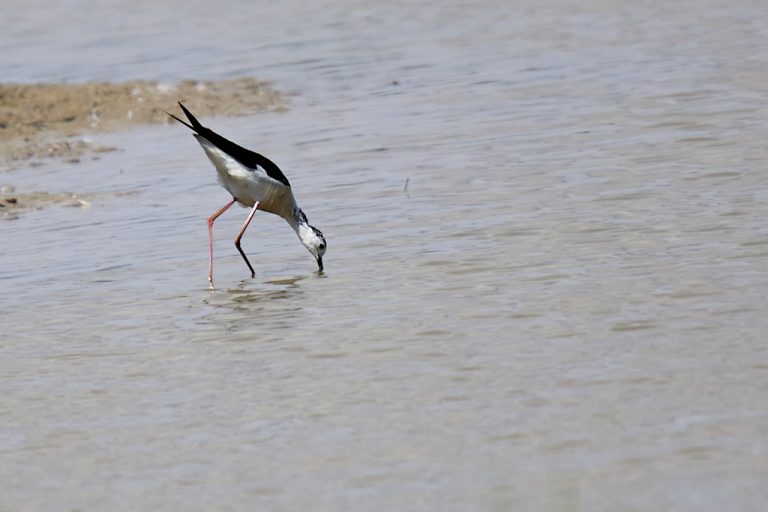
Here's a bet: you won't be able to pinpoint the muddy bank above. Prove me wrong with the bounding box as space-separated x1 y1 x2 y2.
0 77 284 214
0 187 91 220
0 77 283 165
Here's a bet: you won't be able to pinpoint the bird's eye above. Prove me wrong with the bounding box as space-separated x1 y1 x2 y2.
319 243 325 250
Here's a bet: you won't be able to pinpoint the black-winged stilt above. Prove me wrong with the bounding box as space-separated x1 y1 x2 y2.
168 103 326 287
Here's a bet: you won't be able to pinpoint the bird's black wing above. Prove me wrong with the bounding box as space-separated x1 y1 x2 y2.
168 102 291 187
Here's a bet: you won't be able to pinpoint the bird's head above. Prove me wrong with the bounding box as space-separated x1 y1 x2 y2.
293 208 326 272
300 225 326 271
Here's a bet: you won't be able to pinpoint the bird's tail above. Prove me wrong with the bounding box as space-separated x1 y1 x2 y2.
165 102 203 131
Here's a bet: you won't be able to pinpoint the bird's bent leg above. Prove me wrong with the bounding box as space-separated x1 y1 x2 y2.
234 202 260 278
207 198 237 287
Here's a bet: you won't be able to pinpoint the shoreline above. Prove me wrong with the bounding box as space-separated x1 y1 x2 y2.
0 77 284 215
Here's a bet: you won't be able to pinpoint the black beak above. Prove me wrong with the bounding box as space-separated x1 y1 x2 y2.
316 256 324 272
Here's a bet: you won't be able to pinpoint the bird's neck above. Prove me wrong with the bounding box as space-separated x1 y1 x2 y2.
288 207 311 241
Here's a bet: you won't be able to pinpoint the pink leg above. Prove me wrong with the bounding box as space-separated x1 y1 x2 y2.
234 202 260 278
207 198 237 287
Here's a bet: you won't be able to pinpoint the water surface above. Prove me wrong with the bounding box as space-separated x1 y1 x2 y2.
1 1 767 510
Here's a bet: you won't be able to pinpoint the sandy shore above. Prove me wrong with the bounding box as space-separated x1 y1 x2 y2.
0 77 284 214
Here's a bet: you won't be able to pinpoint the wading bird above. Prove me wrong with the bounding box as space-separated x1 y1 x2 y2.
168 103 326 287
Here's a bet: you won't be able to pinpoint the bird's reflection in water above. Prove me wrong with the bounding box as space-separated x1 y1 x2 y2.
200 276 307 336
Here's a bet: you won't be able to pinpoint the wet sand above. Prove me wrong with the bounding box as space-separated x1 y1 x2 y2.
0 77 283 213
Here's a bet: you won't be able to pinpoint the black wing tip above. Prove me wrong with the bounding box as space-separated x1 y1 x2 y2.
165 110 194 130
166 102 203 131
177 102 203 129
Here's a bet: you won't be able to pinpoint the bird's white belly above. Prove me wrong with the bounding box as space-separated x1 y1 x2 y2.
203 144 296 219
218 167 295 218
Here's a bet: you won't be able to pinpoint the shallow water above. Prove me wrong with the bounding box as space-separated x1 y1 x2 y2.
2 0 768 510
